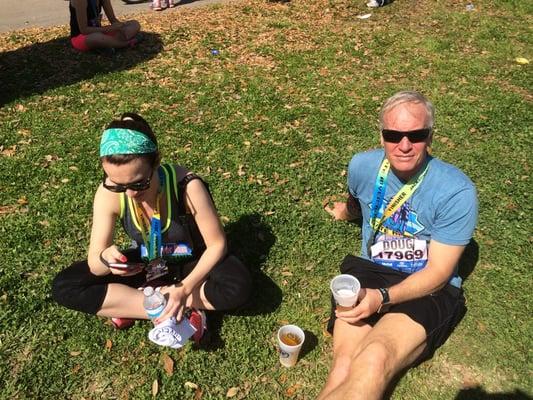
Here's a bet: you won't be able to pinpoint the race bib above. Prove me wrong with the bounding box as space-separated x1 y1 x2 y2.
370 237 428 274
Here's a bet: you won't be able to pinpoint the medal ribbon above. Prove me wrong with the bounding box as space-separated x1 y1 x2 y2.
133 168 165 261
369 158 429 236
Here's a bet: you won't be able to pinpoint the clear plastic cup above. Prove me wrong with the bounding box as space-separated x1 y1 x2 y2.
330 274 360 311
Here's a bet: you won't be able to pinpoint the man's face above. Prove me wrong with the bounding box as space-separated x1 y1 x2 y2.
381 102 432 180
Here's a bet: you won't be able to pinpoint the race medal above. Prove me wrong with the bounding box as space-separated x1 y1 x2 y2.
146 258 168 282
371 237 428 274
133 167 168 282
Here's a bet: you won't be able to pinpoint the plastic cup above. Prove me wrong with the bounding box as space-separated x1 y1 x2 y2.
330 274 360 311
277 325 305 367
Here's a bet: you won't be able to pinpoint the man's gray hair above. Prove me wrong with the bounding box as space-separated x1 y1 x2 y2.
379 91 435 130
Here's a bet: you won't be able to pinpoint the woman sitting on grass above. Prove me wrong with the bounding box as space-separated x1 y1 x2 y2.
69 0 141 52
52 113 251 344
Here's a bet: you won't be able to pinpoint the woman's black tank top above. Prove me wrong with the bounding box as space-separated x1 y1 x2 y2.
120 164 208 261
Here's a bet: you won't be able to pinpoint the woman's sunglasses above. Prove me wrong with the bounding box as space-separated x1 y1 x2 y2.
381 128 431 143
102 170 153 193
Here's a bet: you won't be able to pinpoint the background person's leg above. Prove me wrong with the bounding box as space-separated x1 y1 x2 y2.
120 20 141 40
84 32 131 50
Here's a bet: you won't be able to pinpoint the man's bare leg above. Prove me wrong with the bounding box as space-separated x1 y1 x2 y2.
320 313 427 400
318 319 372 400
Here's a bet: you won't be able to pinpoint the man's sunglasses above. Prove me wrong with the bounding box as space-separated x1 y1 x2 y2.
102 171 153 193
381 128 431 144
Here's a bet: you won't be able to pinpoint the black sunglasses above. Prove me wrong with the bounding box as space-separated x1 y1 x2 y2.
381 128 431 143
102 170 153 193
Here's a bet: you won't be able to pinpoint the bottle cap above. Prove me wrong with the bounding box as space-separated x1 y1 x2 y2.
143 286 154 296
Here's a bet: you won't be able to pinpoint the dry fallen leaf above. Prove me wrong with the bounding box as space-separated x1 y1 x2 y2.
70 351 81 356
17 197 28 205
152 379 159 397
226 387 239 397
285 383 302 396
105 339 112 350
0 205 18 215
184 381 199 390
1 146 17 157
162 353 174 376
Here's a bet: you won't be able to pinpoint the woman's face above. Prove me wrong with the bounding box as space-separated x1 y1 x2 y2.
102 158 155 201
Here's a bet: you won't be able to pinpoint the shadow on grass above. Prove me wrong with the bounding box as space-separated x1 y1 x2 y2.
458 239 479 282
0 32 163 106
198 213 281 351
299 329 318 360
455 387 532 400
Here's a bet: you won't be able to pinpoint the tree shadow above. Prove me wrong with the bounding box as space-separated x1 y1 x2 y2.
197 213 280 351
455 387 532 400
0 32 163 106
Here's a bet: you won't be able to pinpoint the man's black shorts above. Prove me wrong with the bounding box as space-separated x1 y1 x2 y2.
327 255 466 364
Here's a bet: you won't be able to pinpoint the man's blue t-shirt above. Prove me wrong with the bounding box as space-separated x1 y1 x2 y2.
348 149 478 285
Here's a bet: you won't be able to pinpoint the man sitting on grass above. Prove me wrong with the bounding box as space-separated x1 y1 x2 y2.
321 91 478 400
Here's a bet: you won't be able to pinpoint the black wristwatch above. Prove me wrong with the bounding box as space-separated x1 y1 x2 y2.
377 287 391 313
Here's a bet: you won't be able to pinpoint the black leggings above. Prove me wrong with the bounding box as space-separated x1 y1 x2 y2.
52 249 252 315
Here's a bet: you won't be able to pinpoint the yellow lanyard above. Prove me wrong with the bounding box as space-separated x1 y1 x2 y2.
370 158 429 236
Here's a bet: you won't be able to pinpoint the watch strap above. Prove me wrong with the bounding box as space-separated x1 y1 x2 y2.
378 287 390 304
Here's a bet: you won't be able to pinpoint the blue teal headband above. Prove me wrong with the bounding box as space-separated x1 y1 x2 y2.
99 128 157 157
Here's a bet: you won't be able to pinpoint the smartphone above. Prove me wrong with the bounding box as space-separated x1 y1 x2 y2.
108 262 145 270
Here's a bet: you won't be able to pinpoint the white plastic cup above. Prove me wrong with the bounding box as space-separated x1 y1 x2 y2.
277 325 305 367
330 274 360 311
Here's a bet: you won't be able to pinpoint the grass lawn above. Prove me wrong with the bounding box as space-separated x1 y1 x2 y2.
0 0 531 398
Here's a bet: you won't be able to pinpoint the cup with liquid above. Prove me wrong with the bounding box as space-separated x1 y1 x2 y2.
276 324 305 367
330 274 360 311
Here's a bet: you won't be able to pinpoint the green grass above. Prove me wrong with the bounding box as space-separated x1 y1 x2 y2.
0 0 532 398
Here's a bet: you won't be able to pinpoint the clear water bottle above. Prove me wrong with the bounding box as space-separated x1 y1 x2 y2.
143 286 166 321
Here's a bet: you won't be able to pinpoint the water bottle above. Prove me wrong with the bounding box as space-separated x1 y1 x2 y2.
143 286 166 321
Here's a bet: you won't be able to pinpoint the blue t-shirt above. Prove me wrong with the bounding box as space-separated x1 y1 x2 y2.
348 149 478 285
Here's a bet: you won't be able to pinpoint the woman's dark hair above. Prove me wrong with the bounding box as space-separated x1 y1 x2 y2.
100 113 159 167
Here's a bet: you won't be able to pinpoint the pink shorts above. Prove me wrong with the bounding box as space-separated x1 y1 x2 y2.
70 31 117 52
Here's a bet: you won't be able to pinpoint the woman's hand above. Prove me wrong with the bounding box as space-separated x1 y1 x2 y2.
335 288 383 324
155 283 191 324
100 245 143 276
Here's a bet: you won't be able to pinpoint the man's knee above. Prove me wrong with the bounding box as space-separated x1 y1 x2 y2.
330 353 353 381
355 341 396 378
